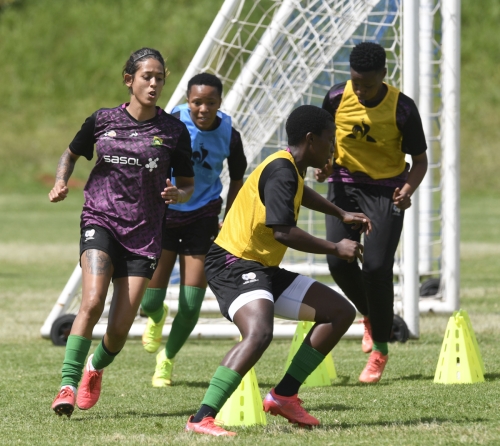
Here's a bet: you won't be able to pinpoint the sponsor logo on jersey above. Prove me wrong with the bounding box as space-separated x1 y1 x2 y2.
152 136 163 147
130 131 138 137
242 272 258 285
84 229 95 242
145 158 159 172
103 155 143 166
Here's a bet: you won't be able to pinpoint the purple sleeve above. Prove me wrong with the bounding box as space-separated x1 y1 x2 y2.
322 82 347 120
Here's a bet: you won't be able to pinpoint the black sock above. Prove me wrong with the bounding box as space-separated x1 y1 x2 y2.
192 404 217 423
274 373 301 397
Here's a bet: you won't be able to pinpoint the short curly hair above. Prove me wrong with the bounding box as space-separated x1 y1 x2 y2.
286 105 333 146
349 42 386 72
187 72 223 97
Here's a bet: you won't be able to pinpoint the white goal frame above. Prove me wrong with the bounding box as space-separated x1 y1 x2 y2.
41 0 460 342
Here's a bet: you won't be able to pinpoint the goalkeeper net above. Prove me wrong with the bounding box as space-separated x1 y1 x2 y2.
42 0 460 342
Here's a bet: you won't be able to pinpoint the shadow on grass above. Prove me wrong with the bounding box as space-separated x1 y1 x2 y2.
484 373 500 381
258 373 434 389
318 416 490 430
386 373 435 382
66 408 194 421
169 380 212 389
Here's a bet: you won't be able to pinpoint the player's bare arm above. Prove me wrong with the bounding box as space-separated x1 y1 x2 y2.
224 179 243 219
301 185 372 234
161 176 194 204
48 147 80 203
273 224 363 263
393 151 428 210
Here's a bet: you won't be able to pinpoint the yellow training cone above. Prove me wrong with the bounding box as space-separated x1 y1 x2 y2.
434 310 484 384
284 321 336 387
215 367 266 426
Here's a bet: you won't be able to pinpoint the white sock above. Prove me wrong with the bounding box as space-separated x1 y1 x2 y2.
61 385 77 394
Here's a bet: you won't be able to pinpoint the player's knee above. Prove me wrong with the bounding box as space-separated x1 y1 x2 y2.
342 300 357 324
245 329 273 353
79 292 106 322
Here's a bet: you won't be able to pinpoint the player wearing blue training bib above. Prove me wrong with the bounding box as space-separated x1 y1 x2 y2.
50 48 194 418
140 73 247 388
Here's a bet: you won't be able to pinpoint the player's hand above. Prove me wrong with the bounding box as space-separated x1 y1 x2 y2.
393 187 412 210
48 182 69 202
342 212 372 235
161 178 181 204
335 239 364 263
314 163 332 183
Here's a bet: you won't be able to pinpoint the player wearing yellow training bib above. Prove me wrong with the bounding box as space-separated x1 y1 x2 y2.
185 105 371 437
316 42 428 384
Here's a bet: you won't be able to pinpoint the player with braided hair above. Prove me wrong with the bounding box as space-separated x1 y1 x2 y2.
316 42 428 383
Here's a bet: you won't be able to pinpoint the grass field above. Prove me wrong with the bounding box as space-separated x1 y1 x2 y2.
1 1 499 444
1 192 500 445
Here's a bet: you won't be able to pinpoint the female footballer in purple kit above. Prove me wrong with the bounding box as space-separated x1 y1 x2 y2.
49 47 194 418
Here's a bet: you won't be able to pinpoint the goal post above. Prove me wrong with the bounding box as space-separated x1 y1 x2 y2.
41 0 460 342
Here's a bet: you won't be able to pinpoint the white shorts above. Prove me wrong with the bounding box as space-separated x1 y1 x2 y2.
228 275 315 321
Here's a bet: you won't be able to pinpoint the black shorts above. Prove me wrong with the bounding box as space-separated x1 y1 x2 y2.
80 225 158 280
162 216 219 255
205 244 299 320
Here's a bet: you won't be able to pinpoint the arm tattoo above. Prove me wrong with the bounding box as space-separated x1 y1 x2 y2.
55 149 76 183
83 249 113 276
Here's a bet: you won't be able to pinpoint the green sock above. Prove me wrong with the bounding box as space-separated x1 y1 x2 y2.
60 335 92 388
165 285 205 359
92 339 120 370
286 343 326 383
141 288 167 323
201 366 242 412
373 341 389 355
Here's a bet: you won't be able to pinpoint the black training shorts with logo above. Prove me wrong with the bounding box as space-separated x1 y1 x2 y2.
80 224 158 280
205 244 298 320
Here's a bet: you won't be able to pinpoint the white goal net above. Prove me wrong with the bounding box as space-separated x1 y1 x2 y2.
42 0 460 343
